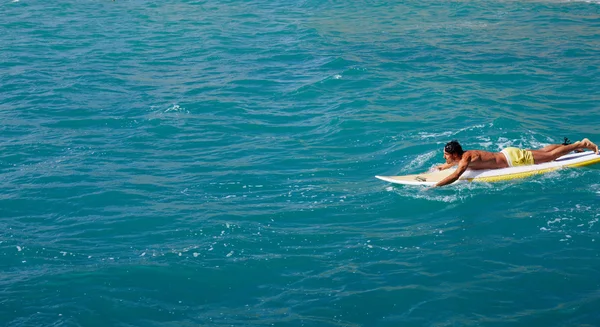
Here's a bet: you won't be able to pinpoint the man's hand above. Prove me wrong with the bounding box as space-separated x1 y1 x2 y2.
435 163 452 171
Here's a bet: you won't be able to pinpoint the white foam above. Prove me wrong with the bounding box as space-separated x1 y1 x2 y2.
402 190 460 203
164 104 186 113
547 218 563 225
419 131 453 139
16 246 22 252
516 132 548 150
495 137 514 151
405 150 437 171
419 124 486 140
477 141 493 149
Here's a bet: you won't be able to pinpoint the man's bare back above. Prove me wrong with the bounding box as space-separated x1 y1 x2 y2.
459 150 509 170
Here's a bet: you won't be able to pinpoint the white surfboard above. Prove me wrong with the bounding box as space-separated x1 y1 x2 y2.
376 151 600 186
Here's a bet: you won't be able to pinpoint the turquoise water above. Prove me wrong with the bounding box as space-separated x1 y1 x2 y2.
2 0 600 326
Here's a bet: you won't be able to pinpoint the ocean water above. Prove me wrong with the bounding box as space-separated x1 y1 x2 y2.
1 0 600 326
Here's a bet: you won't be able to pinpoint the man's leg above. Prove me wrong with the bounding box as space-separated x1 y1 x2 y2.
528 144 563 152
528 137 586 153
531 139 599 164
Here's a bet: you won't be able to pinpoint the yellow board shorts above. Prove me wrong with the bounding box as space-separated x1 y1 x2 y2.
501 147 535 167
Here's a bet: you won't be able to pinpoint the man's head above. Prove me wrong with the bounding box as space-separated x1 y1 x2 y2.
444 140 464 162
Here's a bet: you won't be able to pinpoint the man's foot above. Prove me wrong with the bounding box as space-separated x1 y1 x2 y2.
581 138 599 154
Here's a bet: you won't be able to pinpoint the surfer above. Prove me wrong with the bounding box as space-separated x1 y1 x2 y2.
434 138 599 187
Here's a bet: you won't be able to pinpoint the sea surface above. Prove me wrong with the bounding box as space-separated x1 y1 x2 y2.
2 1 600 326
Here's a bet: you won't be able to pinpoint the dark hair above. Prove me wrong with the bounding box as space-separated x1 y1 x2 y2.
444 140 464 156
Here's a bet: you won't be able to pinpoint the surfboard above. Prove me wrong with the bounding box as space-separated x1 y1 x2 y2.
376 151 600 186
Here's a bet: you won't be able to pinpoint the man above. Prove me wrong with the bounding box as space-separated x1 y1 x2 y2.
435 138 599 187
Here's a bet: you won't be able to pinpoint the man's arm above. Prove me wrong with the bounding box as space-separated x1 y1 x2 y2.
435 156 470 187
435 163 455 171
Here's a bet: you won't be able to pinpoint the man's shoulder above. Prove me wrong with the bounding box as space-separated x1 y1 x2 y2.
463 149 497 161
466 149 497 155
